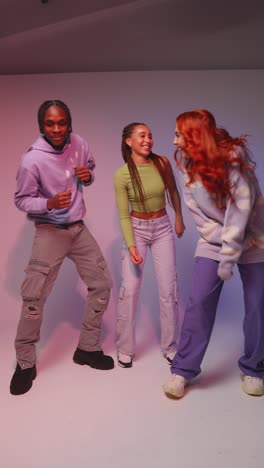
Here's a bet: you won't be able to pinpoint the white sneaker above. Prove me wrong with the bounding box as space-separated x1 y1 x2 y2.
117 352 133 368
241 374 264 396
162 374 188 398
164 351 176 366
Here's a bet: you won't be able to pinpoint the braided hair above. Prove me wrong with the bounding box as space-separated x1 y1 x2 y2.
121 123 178 211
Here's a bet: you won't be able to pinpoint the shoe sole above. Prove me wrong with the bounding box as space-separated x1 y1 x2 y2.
117 360 132 368
73 357 114 370
242 383 264 396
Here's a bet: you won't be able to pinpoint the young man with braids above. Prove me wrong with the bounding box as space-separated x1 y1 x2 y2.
10 100 114 396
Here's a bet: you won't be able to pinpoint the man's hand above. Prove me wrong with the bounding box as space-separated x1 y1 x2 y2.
74 166 91 183
128 246 143 265
47 188 72 210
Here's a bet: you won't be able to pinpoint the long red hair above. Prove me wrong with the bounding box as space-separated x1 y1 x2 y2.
174 109 255 207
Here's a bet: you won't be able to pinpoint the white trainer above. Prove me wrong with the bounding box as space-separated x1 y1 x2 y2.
241 374 264 396
164 351 176 366
163 374 188 398
117 352 133 368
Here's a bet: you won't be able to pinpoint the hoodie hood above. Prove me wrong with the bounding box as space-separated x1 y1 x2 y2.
29 135 71 154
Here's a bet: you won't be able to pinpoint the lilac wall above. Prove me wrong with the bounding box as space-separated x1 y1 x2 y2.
1 70 263 347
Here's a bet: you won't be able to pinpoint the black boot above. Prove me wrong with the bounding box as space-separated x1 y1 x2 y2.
10 363 37 395
73 348 114 370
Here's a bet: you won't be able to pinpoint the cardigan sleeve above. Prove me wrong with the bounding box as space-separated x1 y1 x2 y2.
217 168 256 280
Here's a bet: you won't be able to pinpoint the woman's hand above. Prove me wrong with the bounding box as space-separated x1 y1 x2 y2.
128 246 143 265
175 214 185 238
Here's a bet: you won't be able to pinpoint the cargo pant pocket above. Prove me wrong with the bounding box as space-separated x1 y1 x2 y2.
96 256 113 289
21 260 51 301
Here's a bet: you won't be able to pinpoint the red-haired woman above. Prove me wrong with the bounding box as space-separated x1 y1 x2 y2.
163 110 264 398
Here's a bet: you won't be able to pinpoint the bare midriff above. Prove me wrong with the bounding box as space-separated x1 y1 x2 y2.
130 207 166 220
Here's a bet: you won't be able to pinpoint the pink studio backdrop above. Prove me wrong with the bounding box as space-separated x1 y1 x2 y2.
1 70 263 355
1 71 264 468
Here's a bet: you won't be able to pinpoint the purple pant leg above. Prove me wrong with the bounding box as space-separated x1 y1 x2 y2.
238 262 264 378
171 257 223 380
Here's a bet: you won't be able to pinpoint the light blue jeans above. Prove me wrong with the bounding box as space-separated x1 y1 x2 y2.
116 214 179 356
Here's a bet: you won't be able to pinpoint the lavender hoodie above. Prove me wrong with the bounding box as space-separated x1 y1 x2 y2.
14 133 95 224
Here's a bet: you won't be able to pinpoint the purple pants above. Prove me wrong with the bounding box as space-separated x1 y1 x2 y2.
171 257 264 380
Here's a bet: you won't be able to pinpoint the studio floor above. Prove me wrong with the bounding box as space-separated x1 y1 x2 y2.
1 309 263 468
